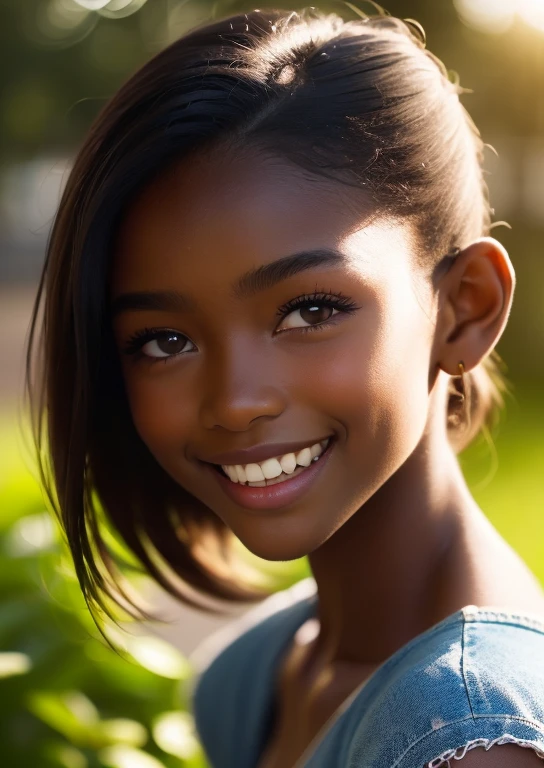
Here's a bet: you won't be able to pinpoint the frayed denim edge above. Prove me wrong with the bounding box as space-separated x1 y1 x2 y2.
426 733 544 767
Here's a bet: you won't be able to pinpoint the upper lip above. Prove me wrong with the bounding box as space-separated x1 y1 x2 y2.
198 436 333 466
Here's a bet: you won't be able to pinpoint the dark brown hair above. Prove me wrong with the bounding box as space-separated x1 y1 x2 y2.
26 6 511 621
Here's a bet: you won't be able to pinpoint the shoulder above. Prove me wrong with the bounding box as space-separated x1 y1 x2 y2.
347 606 544 768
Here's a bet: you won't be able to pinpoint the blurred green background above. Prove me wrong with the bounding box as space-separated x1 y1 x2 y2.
1 0 543 766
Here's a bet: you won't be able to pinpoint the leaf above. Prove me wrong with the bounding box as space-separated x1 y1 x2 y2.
27 690 98 744
123 635 192 680
98 745 167 768
0 651 32 678
153 711 201 760
44 741 88 768
97 719 148 748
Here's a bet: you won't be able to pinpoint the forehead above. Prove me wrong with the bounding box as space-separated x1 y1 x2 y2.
111 146 416 294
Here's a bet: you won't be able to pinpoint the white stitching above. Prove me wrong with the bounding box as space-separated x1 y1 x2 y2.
462 605 544 631
427 734 544 767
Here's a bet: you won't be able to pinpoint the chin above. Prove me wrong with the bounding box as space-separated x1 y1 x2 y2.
234 527 323 563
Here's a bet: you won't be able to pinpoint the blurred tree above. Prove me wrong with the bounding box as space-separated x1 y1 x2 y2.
1 0 543 374
1 0 543 166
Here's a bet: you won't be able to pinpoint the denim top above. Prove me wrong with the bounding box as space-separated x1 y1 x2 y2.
189 577 544 767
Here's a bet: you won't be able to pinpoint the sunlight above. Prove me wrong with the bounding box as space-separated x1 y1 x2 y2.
72 0 110 9
453 0 517 33
124 634 192 680
98 746 165 768
153 712 201 760
0 652 32 679
72 0 150 15
519 0 544 31
454 0 544 33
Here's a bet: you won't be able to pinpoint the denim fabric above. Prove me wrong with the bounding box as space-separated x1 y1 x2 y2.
189 578 544 767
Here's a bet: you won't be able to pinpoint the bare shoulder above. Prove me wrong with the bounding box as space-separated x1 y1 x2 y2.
423 744 544 767
452 512 544 618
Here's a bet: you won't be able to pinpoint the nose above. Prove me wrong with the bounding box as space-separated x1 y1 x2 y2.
199 338 287 431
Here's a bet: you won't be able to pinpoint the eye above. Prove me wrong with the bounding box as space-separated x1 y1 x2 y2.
141 332 192 358
279 303 339 330
123 328 194 360
275 291 359 333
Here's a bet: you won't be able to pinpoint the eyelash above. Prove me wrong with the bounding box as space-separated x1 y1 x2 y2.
275 290 359 322
123 289 360 363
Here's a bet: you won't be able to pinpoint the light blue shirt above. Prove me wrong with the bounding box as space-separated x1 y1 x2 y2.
189 578 544 767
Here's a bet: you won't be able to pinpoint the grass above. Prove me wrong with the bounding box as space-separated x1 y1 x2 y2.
459 378 544 583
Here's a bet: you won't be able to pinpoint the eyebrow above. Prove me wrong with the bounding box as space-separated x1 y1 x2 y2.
111 248 347 317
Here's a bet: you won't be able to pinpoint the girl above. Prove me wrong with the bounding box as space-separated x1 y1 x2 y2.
26 5 544 768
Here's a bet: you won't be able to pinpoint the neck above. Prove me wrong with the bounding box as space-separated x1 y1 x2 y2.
306 425 480 669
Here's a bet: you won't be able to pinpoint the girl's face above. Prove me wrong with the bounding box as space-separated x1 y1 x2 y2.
111 148 438 561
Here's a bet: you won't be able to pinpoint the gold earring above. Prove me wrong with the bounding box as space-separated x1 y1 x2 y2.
457 361 471 432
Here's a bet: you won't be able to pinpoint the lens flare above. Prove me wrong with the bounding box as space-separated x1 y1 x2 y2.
97 0 150 19
455 0 544 33
73 0 111 9
518 0 544 32
453 0 516 33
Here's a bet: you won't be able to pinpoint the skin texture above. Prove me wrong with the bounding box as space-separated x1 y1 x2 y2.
444 744 542 768
111 146 544 768
451 743 544 766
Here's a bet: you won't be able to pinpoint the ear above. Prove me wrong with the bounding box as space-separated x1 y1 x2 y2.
434 237 515 375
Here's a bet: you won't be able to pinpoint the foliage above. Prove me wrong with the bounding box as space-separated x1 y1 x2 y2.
459 379 544 581
1 0 543 164
0 419 209 768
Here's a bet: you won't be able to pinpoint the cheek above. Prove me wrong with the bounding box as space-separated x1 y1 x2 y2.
365 304 433 473
317 304 432 478
122 366 194 465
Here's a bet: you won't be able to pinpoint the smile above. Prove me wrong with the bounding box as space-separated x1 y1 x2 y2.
204 437 335 511
217 437 330 486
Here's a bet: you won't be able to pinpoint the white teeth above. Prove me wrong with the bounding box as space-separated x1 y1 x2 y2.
242 460 284 482
220 438 330 485
235 465 247 483
245 463 265 482
259 457 283 480
295 447 312 467
279 453 297 474
224 466 238 483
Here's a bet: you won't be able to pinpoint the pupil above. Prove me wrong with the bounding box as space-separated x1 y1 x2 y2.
300 306 332 324
157 333 185 354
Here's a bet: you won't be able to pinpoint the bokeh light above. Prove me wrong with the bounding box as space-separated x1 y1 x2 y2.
454 0 544 33
0 653 32 679
453 0 517 33
519 0 544 31
24 0 98 48
152 711 201 760
98 746 166 768
97 0 150 18
72 0 150 17
46 0 90 29
72 0 111 9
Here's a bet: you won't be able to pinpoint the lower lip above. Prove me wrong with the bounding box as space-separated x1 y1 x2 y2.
203 439 335 511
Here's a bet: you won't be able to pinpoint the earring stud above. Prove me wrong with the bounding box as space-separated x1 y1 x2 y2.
456 360 471 432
